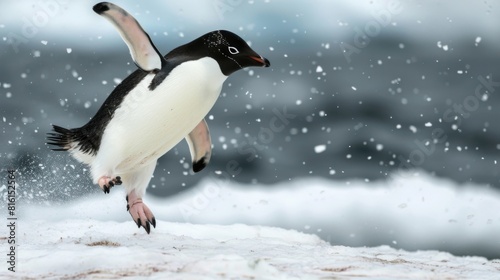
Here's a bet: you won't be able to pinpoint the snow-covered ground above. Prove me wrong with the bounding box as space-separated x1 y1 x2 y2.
2 171 500 278
5 219 500 279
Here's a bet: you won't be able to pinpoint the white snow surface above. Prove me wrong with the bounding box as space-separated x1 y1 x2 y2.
5 220 500 279
3 171 500 278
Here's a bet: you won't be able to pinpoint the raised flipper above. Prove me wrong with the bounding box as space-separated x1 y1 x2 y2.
185 119 212 173
93 2 165 72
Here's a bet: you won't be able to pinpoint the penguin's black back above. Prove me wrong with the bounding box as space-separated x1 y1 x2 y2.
47 54 194 155
78 69 150 153
48 68 149 155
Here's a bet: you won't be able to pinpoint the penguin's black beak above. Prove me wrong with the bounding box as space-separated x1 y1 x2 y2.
249 56 271 67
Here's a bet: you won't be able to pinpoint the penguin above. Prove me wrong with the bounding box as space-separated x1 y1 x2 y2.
47 2 270 234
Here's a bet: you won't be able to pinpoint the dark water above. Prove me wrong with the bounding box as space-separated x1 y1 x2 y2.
1 1 500 259
3 33 500 197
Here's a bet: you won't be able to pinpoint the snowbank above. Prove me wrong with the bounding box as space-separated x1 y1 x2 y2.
2 172 500 278
21 171 500 258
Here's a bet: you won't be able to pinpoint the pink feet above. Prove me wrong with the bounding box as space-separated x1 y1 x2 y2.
126 191 156 234
97 176 155 233
98 176 122 194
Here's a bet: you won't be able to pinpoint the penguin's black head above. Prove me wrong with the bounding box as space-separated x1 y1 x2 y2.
169 30 270 76
205 30 270 76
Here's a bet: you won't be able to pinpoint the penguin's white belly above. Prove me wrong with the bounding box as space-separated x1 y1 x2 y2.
98 57 227 173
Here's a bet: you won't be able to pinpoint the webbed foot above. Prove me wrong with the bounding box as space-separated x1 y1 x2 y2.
98 176 122 194
126 191 156 234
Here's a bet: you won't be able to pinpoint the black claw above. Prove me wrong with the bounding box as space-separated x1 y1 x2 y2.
151 217 156 228
103 186 109 194
126 204 130 211
145 222 151 234
136 218 141 228
109 181 114 187
115 176 122 185
126 195 128 202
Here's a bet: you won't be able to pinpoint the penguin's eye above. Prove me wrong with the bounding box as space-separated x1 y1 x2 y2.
228 46 239 55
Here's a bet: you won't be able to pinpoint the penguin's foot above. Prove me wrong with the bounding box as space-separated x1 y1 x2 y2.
126 191 156 234
98 176 122 194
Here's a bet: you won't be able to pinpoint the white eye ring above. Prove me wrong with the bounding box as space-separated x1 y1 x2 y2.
228 46 239 55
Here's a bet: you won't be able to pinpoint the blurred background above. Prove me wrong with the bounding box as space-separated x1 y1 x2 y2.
1 0 500 259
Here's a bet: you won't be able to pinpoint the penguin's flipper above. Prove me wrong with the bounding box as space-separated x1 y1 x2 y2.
93 2 164 72
185 119 212 173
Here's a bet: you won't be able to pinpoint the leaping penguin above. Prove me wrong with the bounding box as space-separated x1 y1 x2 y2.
47 2 270 234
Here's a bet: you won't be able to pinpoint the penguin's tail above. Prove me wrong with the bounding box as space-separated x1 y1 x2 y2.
46 125 76 151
